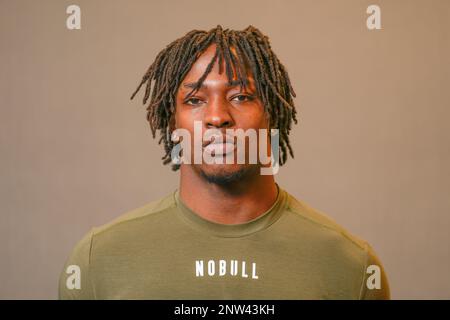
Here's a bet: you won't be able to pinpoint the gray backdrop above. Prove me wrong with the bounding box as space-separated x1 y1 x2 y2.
1 0 449 299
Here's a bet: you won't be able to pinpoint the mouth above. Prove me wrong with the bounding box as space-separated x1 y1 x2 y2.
203 142 236 156
202 134 236 156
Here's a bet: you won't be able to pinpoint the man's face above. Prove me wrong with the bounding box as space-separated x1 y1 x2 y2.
174 43 270 184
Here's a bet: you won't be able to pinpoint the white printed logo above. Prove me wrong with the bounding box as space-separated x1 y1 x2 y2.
195 259 259 279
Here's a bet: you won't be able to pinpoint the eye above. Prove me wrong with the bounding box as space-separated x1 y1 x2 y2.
231 94 255 103
184 97 204 106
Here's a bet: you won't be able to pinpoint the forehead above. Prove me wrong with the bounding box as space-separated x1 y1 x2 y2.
181 43 255 87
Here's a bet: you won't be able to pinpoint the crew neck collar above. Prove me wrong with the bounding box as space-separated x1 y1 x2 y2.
173 185 287 238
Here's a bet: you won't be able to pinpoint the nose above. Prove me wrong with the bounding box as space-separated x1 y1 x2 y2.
203 96 234 129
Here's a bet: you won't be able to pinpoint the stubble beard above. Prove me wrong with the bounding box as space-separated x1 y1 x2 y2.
196 163 260 186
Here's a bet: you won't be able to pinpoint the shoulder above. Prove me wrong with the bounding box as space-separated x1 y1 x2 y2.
284 191 368 252
58 192 177 299
85 191 179 254
282 190 390 299
92 191 177 238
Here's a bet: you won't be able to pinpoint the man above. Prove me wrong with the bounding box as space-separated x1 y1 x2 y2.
59 25 390 299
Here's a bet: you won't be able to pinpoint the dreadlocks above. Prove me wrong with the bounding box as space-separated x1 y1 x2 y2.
130 25 298 170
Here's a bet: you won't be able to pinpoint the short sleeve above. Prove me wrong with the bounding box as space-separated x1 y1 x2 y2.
359 243 391 300
58 228 96 300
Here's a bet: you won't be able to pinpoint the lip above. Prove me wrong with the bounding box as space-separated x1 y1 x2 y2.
202 134 236 156
202 134 235 148
203 142 236 156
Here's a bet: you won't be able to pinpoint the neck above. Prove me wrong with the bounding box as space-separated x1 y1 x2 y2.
178 165 278 224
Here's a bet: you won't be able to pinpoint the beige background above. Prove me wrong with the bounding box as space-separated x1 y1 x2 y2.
1 0 449 299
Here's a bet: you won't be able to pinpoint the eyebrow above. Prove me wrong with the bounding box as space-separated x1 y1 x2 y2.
182 79 249 89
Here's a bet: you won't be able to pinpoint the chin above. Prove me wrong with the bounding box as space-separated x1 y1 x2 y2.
196 164 258 185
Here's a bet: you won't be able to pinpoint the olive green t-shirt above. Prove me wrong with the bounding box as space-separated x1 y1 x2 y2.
58 187 390 299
